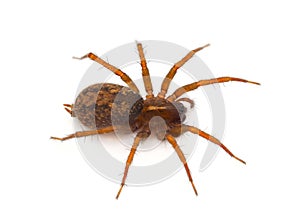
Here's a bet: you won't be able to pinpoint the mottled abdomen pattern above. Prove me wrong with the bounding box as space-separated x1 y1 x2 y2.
72 83 144 130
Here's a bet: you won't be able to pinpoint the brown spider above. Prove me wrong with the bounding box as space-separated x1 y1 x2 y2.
51 42 260 199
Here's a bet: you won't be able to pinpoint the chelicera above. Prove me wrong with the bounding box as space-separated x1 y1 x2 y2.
51 42 260 199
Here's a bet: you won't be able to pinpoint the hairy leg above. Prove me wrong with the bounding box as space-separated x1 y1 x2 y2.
158 44 210 98
73 53 139 93
181 125 246 164
50 126 115 141
165 134 198 196
167 77 260 102
116 130 150 199
136 41 154 98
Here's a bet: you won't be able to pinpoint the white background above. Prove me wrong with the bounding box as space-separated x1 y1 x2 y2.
1 0 299 223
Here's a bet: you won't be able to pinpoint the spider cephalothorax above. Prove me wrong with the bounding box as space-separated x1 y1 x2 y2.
51 42 260 199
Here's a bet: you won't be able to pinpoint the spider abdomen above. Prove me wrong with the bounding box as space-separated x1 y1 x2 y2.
72 83 144 130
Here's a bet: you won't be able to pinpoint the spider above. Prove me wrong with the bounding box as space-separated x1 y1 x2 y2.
51 42 260 199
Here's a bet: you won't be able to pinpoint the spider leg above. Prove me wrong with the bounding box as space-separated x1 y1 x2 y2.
165 134 198 196
181 124 246 164
175 97 195 108
50 126 114 141
157 44 210 98
167 77 260 102
63 104 73 116
136 41 154 98
116 130 150 199
73 53 139 93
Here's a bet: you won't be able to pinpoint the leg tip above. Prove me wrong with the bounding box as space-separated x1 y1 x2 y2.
135 40 141 45
72 53 94 60
233 156 246 165
248 80 261 85
116 184 124 200
191 182 198 196
50 136 63 141
193 43 210 52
